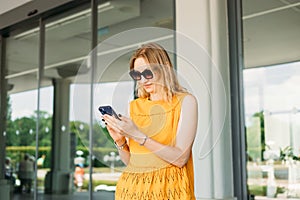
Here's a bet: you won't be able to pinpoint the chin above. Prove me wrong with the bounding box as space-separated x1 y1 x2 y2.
143 85 154 93
144 88 154 93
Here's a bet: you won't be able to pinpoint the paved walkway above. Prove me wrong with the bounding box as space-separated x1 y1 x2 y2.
84 172 121 181
13 191 115 200
37 169 121 181
11 169 119 200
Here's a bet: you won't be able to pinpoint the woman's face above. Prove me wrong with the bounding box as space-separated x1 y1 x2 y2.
133 57 160 94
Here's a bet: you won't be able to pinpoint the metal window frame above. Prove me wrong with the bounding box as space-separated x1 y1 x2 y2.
88 0 98 199
0 35 7 181
227 0 249 199
0 0 90 34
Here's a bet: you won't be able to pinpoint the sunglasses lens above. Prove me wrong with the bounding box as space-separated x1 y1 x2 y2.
129 71 141 80
129 69 154 80
142 69 153 79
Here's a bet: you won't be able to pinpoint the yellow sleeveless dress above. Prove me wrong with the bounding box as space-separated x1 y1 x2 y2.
115 94 195 200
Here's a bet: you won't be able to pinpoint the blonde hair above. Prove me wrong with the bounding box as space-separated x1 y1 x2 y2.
129 43 187 102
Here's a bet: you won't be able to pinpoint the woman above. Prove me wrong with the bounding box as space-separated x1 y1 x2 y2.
103 42 198 200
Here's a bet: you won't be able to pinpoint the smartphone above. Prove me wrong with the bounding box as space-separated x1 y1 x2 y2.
98 105 121 120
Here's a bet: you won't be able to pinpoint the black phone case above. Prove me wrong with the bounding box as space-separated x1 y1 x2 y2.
98 106 121 120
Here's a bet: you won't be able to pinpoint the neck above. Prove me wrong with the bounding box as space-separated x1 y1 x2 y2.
149 93 163 101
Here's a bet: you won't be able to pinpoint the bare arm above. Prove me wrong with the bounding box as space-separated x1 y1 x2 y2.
104 103 131 165
107 131 130 165
104 94 198 168
141 94 198 167
117 144 130 165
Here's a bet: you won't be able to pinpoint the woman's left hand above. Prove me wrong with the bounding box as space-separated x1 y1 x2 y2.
103 114 145 141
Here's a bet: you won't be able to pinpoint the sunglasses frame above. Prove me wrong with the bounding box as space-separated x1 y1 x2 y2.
129 69 154 81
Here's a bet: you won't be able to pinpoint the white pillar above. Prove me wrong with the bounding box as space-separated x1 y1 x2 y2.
45 79 73 194
176 0 236 199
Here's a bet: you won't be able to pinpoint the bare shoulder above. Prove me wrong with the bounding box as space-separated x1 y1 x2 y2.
182 93 198 106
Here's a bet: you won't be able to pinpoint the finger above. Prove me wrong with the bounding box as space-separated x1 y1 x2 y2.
106 123 118 132
107 125 116 133
104 115 122 131
119 115 130 122
103 114 112 120
108 124 123 135
103 114 116 124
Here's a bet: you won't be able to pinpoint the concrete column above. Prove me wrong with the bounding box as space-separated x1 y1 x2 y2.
0 36 11 200
176 0 236 199
45 78 73 194
0 89 11 199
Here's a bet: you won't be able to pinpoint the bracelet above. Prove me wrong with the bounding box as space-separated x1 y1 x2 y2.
139 136 148 146
114 140 127 150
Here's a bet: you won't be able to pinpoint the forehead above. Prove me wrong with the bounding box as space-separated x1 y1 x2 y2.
134 57 149 71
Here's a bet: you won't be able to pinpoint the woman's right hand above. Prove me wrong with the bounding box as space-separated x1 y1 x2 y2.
104 118 126 145
102 114 130 165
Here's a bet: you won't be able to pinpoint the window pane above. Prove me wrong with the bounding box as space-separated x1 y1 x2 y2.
244 62 300 199
6 27 39 195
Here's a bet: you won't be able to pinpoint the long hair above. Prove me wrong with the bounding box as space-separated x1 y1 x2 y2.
129 43 187 102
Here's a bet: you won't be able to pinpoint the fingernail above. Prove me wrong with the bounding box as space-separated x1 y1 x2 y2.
105 122 108 125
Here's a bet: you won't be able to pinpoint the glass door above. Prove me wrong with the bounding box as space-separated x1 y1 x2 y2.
242 0 300 198
5 25 39 197
43 3 92 196
2 0 176 199
91 0 176 197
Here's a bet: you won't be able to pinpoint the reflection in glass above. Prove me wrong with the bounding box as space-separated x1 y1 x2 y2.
44 6 92 195
6 32 39 195
244 62 300 198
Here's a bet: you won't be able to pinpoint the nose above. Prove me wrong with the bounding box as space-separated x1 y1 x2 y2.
139 75 148 83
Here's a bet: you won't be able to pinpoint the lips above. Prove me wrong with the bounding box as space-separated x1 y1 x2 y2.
143 83 152 89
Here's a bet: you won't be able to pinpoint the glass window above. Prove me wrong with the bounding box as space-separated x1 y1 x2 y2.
244 63 300 198
2 0 175 199
90 0 176 196
44 5 92 195
243 0 300 198
6 27 39 195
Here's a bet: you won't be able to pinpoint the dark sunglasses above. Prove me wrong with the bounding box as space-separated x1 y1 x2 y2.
129 69 154 81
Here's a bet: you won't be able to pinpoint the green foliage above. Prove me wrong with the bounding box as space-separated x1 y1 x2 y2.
6 111 52 147
5 109 120 168
253 111 265 161
7 96 12 120
248 185 285 196
70 121 115 149
279 146 300 161
246 116 261 161
6 110 114 148
6 146 123 168
14 117 36 146
6 146 49 168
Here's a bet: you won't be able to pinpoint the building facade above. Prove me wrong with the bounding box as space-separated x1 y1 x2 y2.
1 0 300 200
